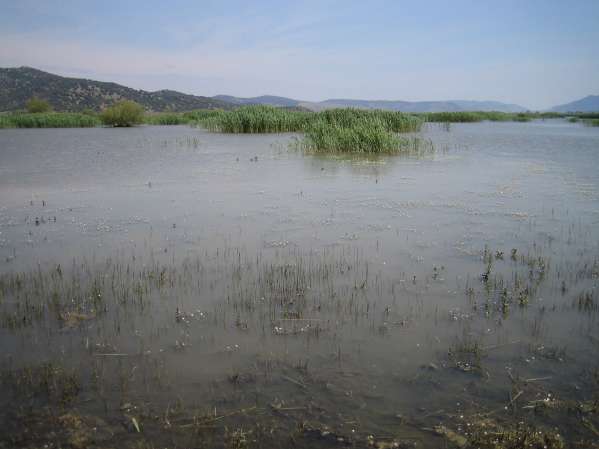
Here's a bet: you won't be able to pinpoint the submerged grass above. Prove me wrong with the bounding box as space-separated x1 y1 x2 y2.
0 112 101 128
1 243 598 448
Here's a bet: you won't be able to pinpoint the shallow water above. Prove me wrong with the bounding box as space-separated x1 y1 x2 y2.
0 120 598 448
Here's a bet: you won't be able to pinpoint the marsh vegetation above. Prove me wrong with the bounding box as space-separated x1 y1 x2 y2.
0 112 101 128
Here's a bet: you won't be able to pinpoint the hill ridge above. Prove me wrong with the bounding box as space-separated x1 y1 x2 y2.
0 66 231 112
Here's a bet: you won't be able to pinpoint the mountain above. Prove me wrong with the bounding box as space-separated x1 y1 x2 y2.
1 66 533 114
0 67 231 112
550 95 599 113
216 95 527 112
299 98 527 112
450 100 528 113
213 95 301 108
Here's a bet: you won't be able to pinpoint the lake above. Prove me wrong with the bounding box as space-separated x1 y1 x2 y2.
0 120 598 448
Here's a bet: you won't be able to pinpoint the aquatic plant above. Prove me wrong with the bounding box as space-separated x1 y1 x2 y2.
196 104 312 133
573 112 599 119
194 105 423 136
0 112 100 128
301 118 428 154
586 118 599 127
100 100 145 127
422 111 533 123
144 112 190 125
316 108 422 133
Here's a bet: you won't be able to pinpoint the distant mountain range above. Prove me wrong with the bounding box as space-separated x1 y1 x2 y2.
213 94 301 108
550 95 599 113
213 95 528 112
0 67 231 112
300 98 527 113
1 67 597 113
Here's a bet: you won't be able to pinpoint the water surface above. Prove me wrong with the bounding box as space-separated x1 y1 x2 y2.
0 120 598 448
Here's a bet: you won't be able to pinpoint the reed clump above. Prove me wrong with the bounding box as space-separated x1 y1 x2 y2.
0 112 100 128
303 109 423 154
194 105 423 135
586 118 599 127
316 108 422 133
301 119 428 155
423 111 533 123
193 105 424 153
144 113 190 125
196 105 312 133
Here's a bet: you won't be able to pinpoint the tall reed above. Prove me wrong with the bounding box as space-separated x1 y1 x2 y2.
0 113 100 128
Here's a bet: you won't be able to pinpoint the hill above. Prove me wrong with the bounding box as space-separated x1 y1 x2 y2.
302 98 527 112
216 95 527 112
213 95 301 108
0 67 231 112
550 95 599 113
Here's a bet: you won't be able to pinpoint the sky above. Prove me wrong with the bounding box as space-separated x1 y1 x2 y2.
1 0 598 110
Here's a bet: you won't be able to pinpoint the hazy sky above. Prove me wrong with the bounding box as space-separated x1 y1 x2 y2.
1 0 598 109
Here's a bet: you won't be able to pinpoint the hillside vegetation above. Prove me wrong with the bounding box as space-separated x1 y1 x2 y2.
0 67 231 112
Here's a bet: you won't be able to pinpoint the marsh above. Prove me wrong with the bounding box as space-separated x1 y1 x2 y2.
0 119 598 448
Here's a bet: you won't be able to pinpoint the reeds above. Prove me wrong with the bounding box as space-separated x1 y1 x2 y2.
196 105 312 133
301 119 428 155
422 111 533 123
0 112 101 128
194 105 423 134
316 108 422 133
192 105 425 153
144 113 190 125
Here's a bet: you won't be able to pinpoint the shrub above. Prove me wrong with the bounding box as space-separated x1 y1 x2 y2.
26 97 52 113
100 100 144 127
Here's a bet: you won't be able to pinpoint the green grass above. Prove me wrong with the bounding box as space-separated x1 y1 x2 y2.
585 119 599 127
193 105 423 135
0 112 101 128
192 105 425 154
422 111 534 123
195 105 313 133
317 108 422 133
573 112 599 119
143 110 232 125
302 120 429 155
0 109 236 128
144 113 191 125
